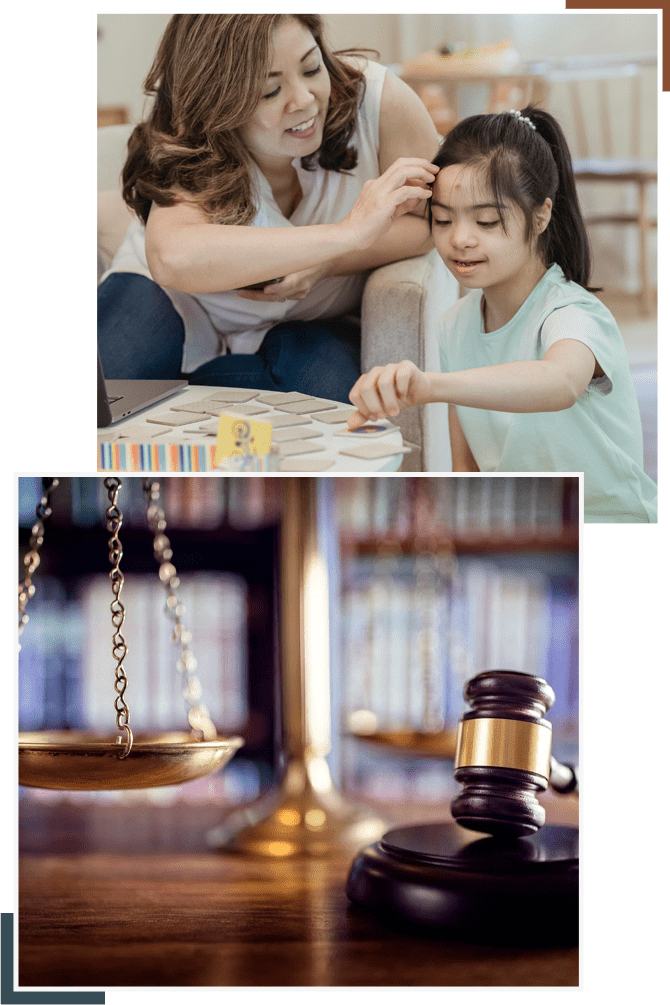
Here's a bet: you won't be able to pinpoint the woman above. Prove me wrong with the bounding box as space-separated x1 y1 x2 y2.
98 13 440 399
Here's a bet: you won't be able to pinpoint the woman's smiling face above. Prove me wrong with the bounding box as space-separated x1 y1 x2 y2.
430 163 549 298
238 17 331 173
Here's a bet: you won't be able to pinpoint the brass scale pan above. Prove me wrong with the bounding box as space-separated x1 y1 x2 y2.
19 731 244 790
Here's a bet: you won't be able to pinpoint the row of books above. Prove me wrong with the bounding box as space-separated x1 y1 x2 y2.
19 476 577 541
18 477 283 532
338 554 578 742
19 573 248 734
335 476 577 540
19 560 577 743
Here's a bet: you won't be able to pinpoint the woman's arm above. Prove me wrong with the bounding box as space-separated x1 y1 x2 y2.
145 156 436 294
145 198 349 293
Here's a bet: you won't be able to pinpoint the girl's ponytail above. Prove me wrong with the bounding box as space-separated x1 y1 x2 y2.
524 107 600 291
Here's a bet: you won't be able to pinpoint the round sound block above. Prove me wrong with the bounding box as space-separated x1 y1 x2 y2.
346 822 578 944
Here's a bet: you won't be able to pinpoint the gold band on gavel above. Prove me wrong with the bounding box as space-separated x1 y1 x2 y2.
455 718 552 781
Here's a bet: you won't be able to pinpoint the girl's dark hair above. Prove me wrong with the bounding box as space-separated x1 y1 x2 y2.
433 107 600 291
122 14 367 225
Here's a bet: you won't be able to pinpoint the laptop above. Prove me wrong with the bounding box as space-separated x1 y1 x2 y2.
97 351 187 427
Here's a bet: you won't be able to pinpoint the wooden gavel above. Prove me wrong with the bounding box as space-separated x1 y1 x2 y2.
451 670 578 838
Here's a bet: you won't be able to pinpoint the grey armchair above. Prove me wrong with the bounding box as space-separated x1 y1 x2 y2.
361 252 457 471
98 124 458 471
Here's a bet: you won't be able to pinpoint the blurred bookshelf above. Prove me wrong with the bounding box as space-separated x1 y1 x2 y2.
336 476 578 551
332 477 579 811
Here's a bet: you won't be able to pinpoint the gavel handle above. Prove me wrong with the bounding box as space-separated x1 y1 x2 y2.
549 757 579 795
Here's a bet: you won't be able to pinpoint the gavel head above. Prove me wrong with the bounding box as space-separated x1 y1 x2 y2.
450 670 555 839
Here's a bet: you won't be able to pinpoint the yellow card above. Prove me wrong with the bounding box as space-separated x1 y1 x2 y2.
215 412 273 466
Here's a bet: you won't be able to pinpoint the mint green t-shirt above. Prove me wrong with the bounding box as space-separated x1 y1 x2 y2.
437 264 657 523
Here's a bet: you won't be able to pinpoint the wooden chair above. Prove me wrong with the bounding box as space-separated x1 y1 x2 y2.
486 76 549 114
552 55 657 315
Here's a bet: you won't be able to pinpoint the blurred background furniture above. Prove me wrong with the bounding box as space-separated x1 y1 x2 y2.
97 105 128 127
399 41 550 133
542 53 657 316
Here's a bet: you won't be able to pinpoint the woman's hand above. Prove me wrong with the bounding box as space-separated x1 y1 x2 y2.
236 263 330 302
340 158 438 251
348 360 432 429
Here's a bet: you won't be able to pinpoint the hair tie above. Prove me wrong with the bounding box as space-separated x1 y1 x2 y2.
508 109 536 131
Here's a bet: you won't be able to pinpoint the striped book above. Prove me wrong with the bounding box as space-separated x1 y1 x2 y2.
98 441 280 472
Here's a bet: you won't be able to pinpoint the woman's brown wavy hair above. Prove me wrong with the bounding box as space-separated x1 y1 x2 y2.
122 14 367 226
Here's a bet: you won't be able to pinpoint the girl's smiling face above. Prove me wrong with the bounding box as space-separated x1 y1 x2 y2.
238 17 331 173
430 163 551 301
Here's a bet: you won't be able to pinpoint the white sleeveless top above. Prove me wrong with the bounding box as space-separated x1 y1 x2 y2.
102 59 387 373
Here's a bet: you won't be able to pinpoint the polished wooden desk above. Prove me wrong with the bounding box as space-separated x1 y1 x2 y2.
19 798 578 987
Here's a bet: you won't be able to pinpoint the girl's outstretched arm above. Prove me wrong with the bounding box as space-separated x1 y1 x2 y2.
348 339 598 425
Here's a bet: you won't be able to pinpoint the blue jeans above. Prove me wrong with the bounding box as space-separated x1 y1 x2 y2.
97 273 361 401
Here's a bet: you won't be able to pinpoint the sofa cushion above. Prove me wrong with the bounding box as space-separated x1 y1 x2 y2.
98 190 134 281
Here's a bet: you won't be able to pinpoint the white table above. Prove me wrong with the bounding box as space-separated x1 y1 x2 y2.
98 385 406 473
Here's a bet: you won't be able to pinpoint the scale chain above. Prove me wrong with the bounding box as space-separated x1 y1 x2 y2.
142 479 217 741
18 478 60 643
104 477 133 758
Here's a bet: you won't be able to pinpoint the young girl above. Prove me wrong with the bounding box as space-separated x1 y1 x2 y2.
348 107 657 524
